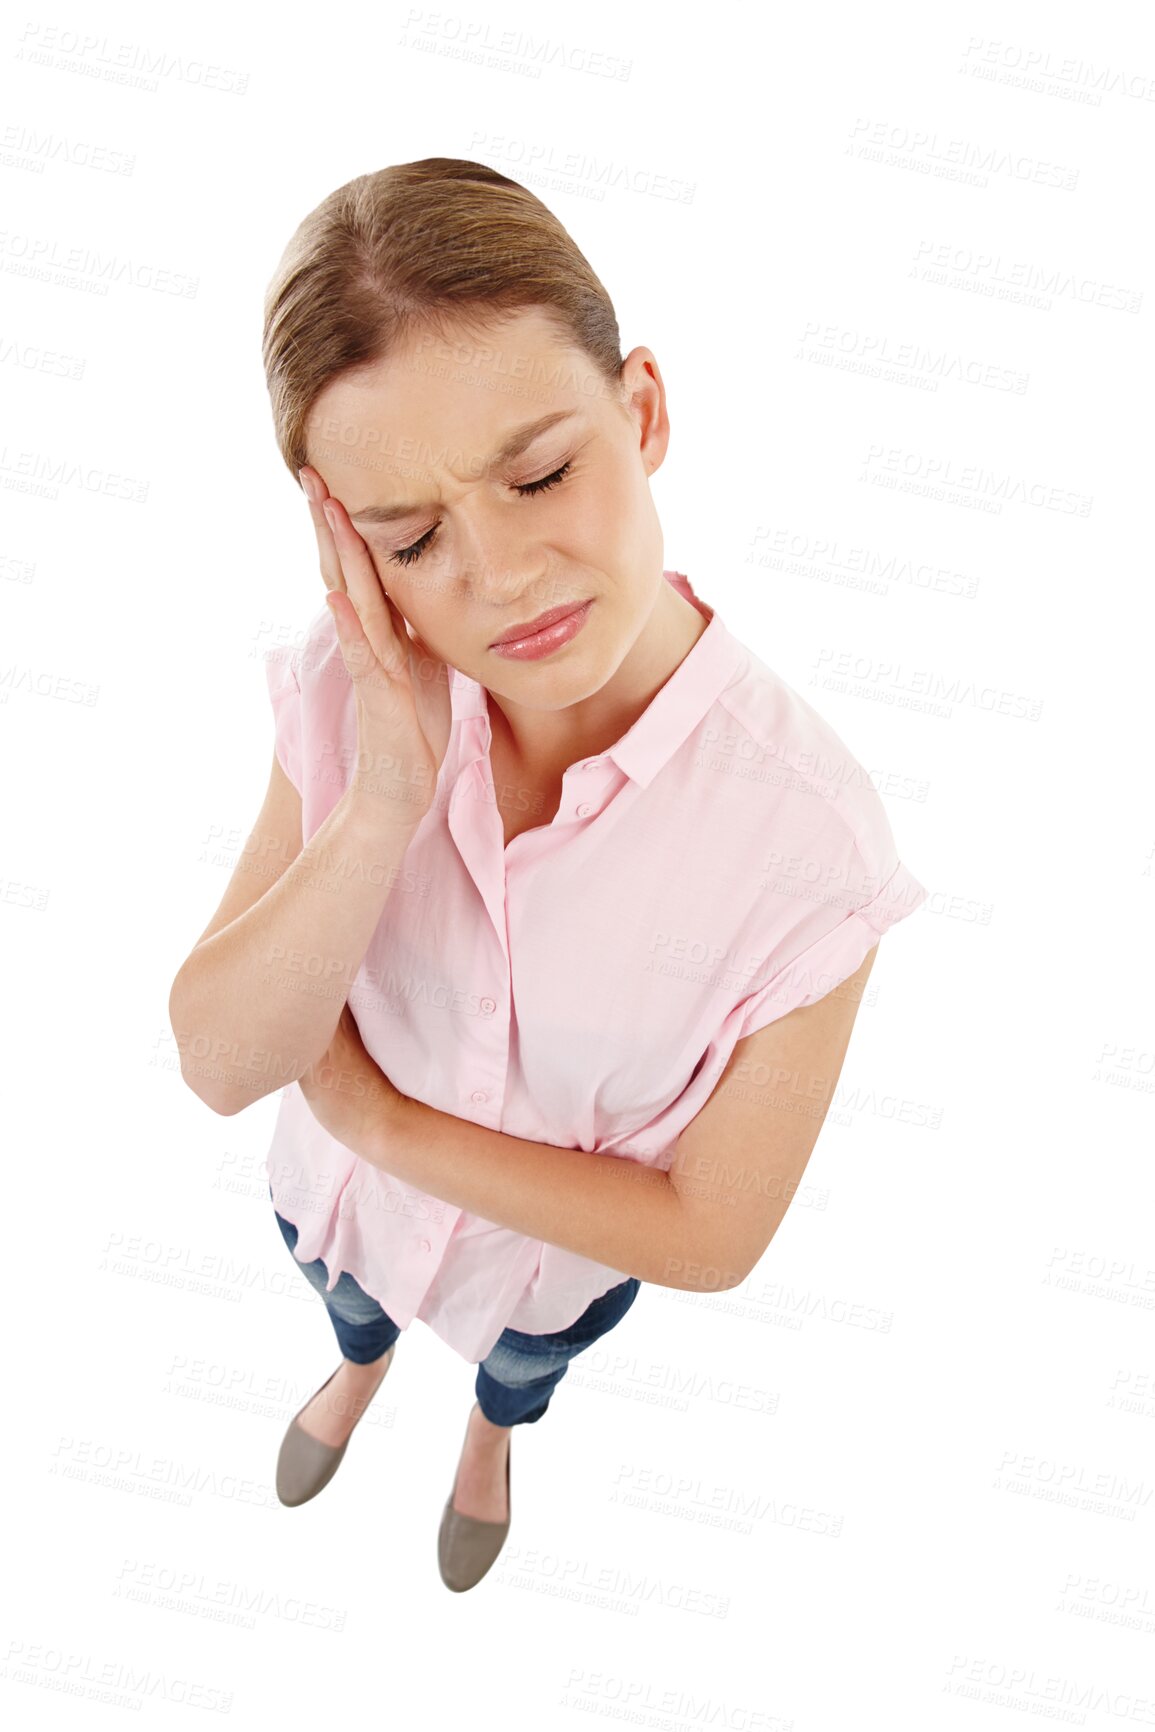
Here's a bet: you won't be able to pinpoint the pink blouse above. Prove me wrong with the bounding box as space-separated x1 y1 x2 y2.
262 570 928 1362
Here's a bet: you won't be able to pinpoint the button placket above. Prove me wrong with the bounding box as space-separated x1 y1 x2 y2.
566 757 608 824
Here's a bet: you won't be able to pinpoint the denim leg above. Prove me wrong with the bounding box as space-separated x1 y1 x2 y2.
475 1276 642 1427
272 1196 400 1365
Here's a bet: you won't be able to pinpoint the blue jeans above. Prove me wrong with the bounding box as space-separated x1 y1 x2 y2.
270 1192 641 1427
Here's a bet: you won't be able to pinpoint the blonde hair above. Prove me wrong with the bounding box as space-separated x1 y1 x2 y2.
261 157 624 486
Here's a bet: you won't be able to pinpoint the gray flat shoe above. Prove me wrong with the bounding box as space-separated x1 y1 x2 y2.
276 1346 395 1508
438 1410 512 1592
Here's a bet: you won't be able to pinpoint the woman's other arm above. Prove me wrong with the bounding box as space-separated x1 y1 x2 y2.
296 952 879 1291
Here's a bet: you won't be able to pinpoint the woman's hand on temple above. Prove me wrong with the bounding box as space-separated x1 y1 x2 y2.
299 464 452 825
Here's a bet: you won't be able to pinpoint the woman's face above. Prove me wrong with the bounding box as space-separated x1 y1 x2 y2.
304 305 670 712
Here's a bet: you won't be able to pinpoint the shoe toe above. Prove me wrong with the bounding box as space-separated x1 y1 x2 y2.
437 1500 511 1592
276 1422 349 1507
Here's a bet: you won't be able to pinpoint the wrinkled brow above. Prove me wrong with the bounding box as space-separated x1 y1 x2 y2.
348 410 582 525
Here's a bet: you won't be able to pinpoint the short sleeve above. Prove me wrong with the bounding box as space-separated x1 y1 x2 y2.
733 802 928 1041
264 647 303 794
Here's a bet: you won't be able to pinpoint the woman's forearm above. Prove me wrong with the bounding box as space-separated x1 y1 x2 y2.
296 996 724 1291
373 1095 708 1289
170 792 422 1116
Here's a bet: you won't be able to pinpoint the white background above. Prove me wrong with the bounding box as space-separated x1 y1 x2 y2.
3 0 1153 1726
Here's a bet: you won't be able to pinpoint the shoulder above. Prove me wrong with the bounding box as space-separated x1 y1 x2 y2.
704 638 900 887
263 601 336 697
296 600 342 686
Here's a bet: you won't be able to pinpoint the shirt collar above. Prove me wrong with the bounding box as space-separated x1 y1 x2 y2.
446 571 747 790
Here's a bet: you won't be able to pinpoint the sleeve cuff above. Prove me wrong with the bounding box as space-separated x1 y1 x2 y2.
735 859 928 1039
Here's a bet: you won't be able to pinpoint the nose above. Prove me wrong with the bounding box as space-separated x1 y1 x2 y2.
452 504 536 593
452 517 552 616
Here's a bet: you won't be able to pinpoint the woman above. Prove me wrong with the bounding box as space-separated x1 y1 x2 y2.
168 158 929 1593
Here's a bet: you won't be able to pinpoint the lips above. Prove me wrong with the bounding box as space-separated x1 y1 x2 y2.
487 599 594 662
489 599 590 648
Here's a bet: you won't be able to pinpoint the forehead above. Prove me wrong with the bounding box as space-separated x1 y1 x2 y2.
306 306 613 501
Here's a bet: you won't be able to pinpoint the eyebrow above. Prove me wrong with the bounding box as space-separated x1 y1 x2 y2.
347 409 582 525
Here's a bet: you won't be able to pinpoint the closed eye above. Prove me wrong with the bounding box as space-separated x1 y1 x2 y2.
388 460 573 568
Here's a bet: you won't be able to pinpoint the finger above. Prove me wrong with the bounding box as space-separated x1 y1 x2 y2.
322 530 408 702
300 466 345 595
325 590 377 682
320 494 406 675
